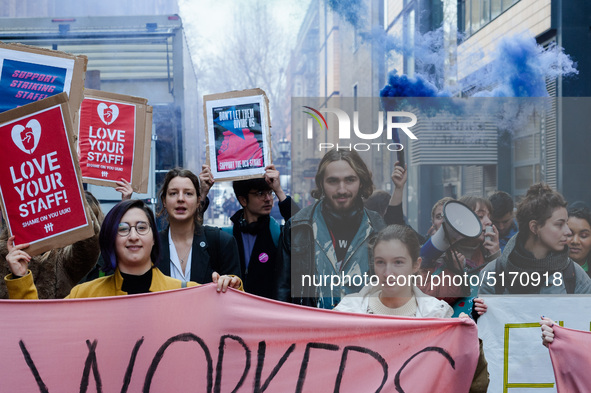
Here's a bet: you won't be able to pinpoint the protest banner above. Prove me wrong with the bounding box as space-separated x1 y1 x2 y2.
0 284 478 392
203 88 272 181
547 325 591 392
0 42 87 121
477 295 591 393
77 89 152 193
0 92 94 256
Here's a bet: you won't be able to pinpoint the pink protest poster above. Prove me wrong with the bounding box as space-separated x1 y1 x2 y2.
77 89 151 193
204 88 272 181
0 93 94 256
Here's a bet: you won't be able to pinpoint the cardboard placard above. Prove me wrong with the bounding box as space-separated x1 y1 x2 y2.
203 88 272 182
76 89 151 193
0 93 94 256
0 42 87 123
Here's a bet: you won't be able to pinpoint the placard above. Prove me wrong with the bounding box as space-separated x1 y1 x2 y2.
77 89 151 193
203 88 272 181
0 42 87 122
0 93 94 256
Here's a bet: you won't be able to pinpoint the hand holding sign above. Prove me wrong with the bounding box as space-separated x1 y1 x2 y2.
264 164 286 202
198 164 215 199
5 236 31 277
115 178 133 200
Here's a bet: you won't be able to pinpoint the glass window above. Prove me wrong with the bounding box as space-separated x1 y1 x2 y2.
515 165 536 190
471 0 481 32
462 0 469 33
491 0 501 18
503 0 519 11
514 134 541 162
404 9 415 75
482 0 490 26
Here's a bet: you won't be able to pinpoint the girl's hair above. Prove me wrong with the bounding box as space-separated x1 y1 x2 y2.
568 207 591 227
368 225 420 274
157 167 202 226
99 199 161 272
459 195 492 215
431 197 454 222
311 149 374 200
516 183 567 241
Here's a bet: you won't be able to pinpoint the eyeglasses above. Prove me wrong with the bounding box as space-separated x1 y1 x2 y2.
249 190 274 199
117 221 151 237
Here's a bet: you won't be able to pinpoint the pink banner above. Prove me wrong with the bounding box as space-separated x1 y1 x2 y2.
548 325 591 392
0 284 479 392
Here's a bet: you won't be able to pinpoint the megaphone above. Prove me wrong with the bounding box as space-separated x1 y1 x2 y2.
420 200 482 266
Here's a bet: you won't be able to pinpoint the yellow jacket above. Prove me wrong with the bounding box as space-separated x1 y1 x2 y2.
6 268 203 299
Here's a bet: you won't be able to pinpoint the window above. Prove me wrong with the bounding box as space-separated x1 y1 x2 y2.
461 0 521 36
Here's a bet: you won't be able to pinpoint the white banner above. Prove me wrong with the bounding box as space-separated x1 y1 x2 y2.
477 295 591 392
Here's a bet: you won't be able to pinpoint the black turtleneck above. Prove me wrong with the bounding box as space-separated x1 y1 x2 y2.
120 268 153 294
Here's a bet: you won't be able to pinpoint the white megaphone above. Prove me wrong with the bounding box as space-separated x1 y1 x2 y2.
420 200 483 266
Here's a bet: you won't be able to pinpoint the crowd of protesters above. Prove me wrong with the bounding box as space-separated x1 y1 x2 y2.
1 148 590 392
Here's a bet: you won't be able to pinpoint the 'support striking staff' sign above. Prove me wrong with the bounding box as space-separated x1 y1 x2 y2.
204 88 272 181
0 42 87 122
0 284 478 392
0 93 94 256
77 89 152 193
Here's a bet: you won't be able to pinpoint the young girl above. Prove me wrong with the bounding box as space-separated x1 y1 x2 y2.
334 225 489 392
335 224 453 317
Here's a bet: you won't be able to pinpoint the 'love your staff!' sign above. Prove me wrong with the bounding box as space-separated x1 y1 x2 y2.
77 89 151 193
0 93 94 256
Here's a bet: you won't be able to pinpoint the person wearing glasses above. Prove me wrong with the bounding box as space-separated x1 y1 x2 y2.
199 164 299 299
157 168 241 286
4 199 242 299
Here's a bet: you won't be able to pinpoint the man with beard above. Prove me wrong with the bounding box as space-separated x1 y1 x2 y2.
276 149 386 308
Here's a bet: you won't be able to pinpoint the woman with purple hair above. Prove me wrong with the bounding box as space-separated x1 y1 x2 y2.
4 199 242 299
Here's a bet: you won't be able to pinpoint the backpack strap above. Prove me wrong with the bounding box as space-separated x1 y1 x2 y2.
221 226 233 236
563 260 577 294
203 226 222 273
269 217 281 248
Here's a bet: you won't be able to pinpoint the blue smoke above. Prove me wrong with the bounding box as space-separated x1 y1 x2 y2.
474 34 578 97
380 69 449 98
327 0 578 98
327 0 366 30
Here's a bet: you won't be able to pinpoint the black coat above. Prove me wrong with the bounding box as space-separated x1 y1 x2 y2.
228 196 298 299
158 225 241 284
229 212 278 299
